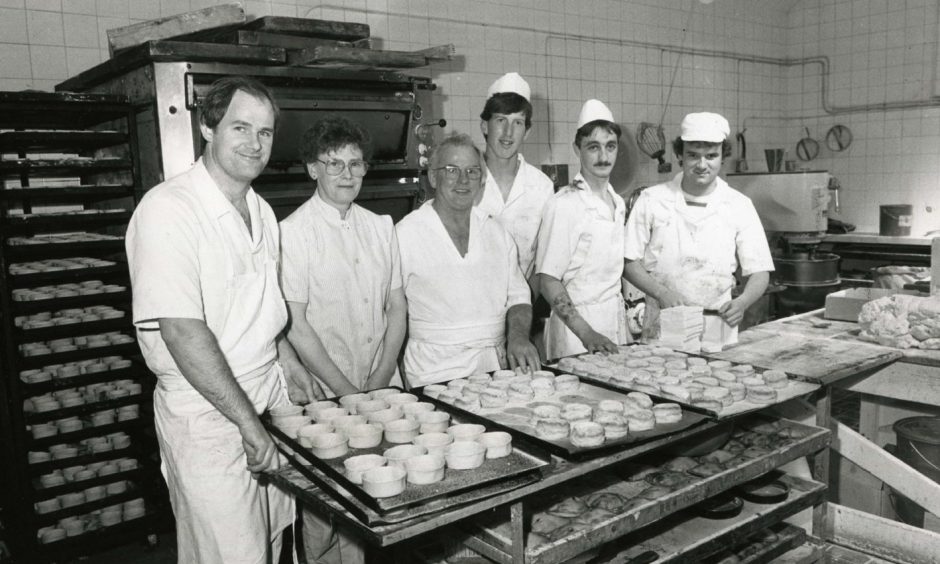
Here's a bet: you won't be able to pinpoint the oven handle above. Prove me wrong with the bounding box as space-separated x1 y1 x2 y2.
185 73 197 111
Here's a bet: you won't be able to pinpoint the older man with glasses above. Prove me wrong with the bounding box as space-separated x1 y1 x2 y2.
396 133 540 386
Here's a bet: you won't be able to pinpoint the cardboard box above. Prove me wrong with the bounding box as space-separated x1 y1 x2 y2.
824 287 924 322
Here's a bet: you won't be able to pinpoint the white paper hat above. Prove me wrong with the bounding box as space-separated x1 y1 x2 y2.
680 112 730 142
487 72 531 101
576 99 615 129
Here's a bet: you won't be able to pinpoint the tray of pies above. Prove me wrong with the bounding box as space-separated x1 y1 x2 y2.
263 387 550 515
552 344 820 420
417 371 708 460
467 415 829 564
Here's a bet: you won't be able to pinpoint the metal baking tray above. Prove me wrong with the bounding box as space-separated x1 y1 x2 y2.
549 350 819 420
263 391 550 516
417 381 708 460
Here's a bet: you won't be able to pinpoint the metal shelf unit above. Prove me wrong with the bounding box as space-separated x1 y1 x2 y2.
0 91 167 562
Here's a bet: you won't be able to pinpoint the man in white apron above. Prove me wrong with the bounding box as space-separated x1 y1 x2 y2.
475 72 554 290
536 99 631 361
397 134 541 386
623 112 774 350
127 77 317 564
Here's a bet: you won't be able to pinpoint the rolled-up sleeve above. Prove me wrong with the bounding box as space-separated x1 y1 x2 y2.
624 192 652 261
279 217 309 303
736 200 775 276
126 192 204 329
535 196 582 280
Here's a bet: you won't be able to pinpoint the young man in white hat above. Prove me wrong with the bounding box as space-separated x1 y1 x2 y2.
477 72 554 289
623 111 773 349
535 99 631 360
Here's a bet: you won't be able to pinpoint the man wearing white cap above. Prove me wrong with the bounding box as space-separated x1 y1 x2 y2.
535 99 631 359
623 111 773 349
477 72 554 287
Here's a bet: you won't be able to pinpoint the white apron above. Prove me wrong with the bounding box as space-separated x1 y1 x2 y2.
545 204 629 360
154 259 294 564
643 192 739 349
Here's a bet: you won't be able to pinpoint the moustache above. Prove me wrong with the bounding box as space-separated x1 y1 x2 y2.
595 161 613 167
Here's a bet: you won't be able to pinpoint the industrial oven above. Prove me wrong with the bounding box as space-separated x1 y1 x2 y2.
58 56 442 221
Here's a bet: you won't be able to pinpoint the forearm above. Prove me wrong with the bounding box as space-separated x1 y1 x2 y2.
159 318 260 429
286 302 356 394
623 260 670 302
539 274 594 339
736 271 770 308
506 303 533 344
370 290 407 388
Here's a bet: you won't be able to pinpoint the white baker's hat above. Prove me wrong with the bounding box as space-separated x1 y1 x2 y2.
487 72 531 101
680 112 730 143
577 99 615 129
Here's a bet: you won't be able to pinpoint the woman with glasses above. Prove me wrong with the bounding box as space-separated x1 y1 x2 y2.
396 133 540 386
280 117 406 562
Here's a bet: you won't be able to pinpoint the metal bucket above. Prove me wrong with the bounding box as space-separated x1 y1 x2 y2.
880 204 913 236
892 416 940 527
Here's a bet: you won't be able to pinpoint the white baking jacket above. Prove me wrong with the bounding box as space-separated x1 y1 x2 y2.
126 160 293 563
536 175 630 360
476 154 555 279
624 172 774 348
396 203 530 386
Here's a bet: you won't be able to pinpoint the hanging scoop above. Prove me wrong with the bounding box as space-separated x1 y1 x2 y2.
796 127 820 161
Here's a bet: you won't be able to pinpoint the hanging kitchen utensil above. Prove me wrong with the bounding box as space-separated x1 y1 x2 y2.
735 129 748 172
636 122 670 173
796 127 819 161
826 124 853 152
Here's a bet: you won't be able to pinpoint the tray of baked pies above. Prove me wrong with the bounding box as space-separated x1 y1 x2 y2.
553 344 820 420
468 415 830 564
417 371 708 459
263 387 550 515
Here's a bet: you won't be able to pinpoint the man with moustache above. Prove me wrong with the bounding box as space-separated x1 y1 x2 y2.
623 112 773 349
397 133 540 385
535 99 631 360
127 76 317 563
476 72 554 289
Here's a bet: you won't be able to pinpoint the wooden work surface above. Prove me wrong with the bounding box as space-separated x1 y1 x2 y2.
706 310 904 385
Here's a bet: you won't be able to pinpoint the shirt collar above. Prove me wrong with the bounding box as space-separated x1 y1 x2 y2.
571 173 625 217
669 172 733 206
310 189 355 226
190 158 265 246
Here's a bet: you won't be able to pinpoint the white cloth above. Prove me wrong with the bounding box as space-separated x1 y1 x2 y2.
477 154 554 278
154 363 294 564
536 174 630 359
624 172 774 346
126 159 293 563
280 191 403 394
397 203 530 386
127 159 286 389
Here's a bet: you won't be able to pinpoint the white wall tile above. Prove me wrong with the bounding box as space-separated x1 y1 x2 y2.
0 7 28 43
26 8 64 45
64 13 99 47
28 44 66 78
0 43 32 78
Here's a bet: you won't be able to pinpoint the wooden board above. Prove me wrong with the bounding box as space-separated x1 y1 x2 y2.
420 382 707 460
708 329 901 385
288 44 454 68
107 3 246 56
242 16 370 41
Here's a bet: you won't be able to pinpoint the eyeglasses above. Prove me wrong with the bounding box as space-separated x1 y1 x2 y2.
432 165 483 182
317 158 369 177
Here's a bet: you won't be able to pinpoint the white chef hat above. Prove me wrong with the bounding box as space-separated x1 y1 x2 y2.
487 72 531 101
577 99 615 129
680 112 730 143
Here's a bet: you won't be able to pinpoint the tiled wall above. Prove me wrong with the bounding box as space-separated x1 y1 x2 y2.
1 0 937 234
787 0 940 236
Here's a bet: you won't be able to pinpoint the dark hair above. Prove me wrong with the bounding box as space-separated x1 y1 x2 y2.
480 93 533 129
199 76 279 130
672 137 733 159
574 120 622 147
429 132 482 170
299 116 373 163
